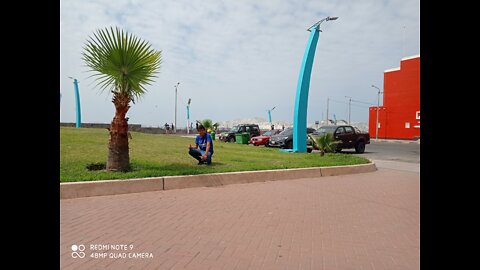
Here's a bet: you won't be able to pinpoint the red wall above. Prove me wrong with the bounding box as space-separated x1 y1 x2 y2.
369 55 420 140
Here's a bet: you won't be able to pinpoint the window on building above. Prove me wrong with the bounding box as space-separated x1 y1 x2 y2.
405 122 410 128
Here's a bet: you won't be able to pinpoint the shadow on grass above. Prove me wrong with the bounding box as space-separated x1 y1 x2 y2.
86 162 106 171
127 161 226 176
63 161 225 182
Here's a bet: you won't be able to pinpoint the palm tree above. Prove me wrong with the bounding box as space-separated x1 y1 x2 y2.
82 26 162 171
196 119 219 132
309 133 340 157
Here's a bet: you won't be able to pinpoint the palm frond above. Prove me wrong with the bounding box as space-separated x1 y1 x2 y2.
196 119 217 130
312 133 340 153
82 26 162 100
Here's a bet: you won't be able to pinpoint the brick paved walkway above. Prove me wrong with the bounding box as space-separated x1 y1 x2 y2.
60 163 419 269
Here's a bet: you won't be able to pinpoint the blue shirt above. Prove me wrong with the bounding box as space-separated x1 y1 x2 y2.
195 133 214 154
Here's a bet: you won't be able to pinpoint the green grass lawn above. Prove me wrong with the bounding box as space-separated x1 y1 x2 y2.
60 127 370 182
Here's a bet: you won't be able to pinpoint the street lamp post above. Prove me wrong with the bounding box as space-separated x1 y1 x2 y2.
174 82 180 133
267 106 276 127
68 77 81 128
371 85 383 140
288 16 338 153
345 96 352 124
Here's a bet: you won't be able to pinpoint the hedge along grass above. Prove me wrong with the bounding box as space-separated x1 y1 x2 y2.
60 127 370 182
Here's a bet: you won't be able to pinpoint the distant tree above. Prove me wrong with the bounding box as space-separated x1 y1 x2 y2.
82 26 162 171
196 119 219 132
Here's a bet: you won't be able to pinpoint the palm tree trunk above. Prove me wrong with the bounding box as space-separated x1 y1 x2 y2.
320 150 325 157
107 93 131 171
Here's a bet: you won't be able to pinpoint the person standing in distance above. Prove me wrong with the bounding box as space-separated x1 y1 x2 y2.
188 124 214 165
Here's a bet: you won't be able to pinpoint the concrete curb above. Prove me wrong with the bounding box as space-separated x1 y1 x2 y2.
60 162 377 199
60 177 164 200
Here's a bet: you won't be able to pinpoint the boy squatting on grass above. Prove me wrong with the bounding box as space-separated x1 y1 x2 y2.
188 124 214 165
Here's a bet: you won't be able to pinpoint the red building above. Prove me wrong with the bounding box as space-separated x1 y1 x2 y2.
369 55 420 140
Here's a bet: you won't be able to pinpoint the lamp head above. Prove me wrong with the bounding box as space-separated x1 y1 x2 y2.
308 16 338 31
371 85 382 92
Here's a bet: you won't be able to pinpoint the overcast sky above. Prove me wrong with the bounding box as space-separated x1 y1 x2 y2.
60 0 419 128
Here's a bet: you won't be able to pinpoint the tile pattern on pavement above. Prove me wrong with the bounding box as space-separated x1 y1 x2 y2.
61 166 419 270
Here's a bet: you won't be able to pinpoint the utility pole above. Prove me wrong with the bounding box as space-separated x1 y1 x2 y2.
174 82 179 133
371 85 383 140
326 97 329 125
345 96 352 124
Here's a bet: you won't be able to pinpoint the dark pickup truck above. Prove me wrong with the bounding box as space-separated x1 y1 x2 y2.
218 124 261 142
307 125 370 153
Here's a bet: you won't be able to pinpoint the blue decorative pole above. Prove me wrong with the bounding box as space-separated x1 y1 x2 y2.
288 16 338 152
69 77 82 128
186 98 191 134
267 106 276 126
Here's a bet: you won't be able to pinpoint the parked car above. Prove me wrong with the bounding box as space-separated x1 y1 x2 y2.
307 125 370 153
268 127 316 150
218 124 261 142
249 130 281 146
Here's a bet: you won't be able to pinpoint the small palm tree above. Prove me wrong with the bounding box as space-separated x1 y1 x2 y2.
196 119 219 132
82 26 162 171
309 133 340 156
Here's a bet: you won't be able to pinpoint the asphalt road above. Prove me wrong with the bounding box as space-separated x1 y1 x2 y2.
336 140 420 163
